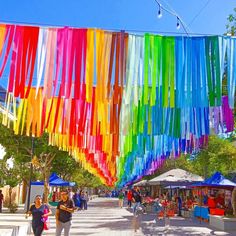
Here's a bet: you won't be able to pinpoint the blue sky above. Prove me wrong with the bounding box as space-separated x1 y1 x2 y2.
0 0 235 157
0 0 235 35
0 0 235 89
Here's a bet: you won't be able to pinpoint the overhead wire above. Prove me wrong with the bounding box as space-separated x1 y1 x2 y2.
188 0 213 27
154 0 190 36
0 19 218 36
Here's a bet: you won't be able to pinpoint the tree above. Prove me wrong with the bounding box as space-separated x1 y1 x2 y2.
51 152 80 180
0 120 104 202
226 8 236 35
190 136 236 178
0 157 21 212
72 166 103 188
0 121 69 203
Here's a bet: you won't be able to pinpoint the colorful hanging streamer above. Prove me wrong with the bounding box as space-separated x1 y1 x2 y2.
0 24 235 186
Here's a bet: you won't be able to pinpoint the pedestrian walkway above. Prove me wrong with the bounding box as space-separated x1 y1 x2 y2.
27 198 236 236
138 213 236 236
37 197 137 236
1 198 236 236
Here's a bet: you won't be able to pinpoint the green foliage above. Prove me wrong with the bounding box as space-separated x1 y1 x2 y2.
0 117 104 192
51 151 80 180
72 166 103 188
0 157 22 188
226 8 236 35
190 136 236 178
0 121 34 183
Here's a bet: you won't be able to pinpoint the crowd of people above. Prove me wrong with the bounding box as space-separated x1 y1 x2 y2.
4 185 234 236
116 187 202 219
51 188 90 211
116 187 235 221
117 187 147 216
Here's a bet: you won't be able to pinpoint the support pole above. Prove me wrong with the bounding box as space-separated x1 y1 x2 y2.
26 137 34 212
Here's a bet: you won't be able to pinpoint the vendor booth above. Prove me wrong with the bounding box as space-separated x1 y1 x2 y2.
133 180 149 187
191 172 236 229
30 173 75 206
148 168 203 197
138 169 203 216
31 172 75 187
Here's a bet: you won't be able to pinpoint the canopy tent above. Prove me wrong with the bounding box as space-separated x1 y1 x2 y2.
164 185 189 189
148 168 203 186
191 172 236 189
31 172 75 187
133 180 149 186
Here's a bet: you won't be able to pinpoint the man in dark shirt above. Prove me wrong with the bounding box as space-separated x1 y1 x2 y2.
56 191 75 236
132 187 143 216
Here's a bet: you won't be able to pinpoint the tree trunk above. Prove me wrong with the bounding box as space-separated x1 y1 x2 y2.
22 179 27 204
9 187 12 206
39 152 56 203
43 170 50 204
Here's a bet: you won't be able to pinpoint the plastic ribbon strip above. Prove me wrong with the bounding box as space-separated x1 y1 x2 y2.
0 24 235 186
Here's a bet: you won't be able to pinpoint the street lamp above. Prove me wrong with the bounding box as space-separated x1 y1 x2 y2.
26 137 35 212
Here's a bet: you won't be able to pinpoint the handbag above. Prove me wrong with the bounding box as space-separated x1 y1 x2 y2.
43 205 50 230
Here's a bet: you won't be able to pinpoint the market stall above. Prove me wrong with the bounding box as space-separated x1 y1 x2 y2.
191 172 236 224
148 168 203 197
140 169 203 215
31 172 75 206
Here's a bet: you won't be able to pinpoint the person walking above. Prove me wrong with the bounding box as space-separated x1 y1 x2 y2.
0 190 3 213
56 191 75 236
84 191 89 210
80 190 86 210
132 187 143 216
118 190 125 208
26 195 52 236
73 190 81 209
127 190 133 208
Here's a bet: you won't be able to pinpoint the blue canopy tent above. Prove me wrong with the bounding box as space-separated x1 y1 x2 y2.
31 172 75 187
191 172 236 189
190 172 236 221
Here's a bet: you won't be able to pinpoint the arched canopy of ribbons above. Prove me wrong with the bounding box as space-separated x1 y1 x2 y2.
0 24 235 187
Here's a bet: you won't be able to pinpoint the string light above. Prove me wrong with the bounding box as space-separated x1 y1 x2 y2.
157 4 162 18
176 17 180 30
154 0 189 36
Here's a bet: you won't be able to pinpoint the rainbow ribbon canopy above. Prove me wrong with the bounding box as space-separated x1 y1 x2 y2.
0 24 235 186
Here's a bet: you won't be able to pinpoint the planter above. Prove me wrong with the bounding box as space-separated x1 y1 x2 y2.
209 215 236 231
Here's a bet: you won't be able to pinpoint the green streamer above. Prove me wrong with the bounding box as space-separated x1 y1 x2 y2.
150 35 157 106
162 37 169 107
169 37 175 108
205 37 214 106
144 33 150 105
213 37 221 106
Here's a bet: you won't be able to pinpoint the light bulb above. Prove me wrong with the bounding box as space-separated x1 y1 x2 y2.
157 9 162 18
176 17 180 30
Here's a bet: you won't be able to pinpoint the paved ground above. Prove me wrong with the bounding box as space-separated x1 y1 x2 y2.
1 198 236 236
